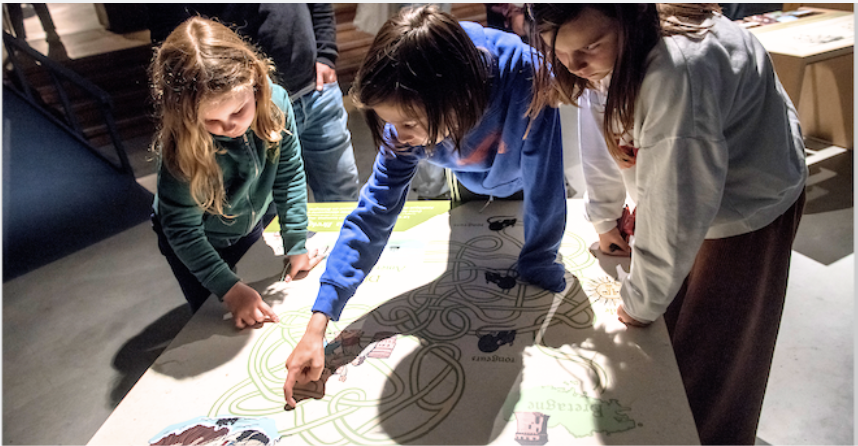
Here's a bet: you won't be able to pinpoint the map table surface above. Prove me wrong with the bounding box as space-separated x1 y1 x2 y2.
89 199 699 445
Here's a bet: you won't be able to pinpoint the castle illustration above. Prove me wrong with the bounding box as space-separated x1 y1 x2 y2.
513 411 550 445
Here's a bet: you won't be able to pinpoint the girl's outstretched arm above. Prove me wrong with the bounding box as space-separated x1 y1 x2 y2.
271 86 310 259
517 103 567 292
283 311 330 407
579 91 628 234
313 146 420 320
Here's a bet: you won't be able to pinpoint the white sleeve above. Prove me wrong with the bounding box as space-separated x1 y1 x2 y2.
621 136 728 322
579 91 627 235
619 52 730 322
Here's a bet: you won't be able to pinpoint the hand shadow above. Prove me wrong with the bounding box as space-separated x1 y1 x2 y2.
109 304 192 407
142 240 298 380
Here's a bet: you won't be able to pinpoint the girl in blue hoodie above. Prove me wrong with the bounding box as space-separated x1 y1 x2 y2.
283 5 567 407
150 17 325 329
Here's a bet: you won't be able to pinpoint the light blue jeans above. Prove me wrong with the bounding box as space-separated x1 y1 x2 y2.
292 81 361 202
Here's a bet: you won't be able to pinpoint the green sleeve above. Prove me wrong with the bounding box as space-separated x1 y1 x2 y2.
271 92 309 255
156 168 240 298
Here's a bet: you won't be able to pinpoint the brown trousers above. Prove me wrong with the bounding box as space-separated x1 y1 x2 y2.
664 190 806 445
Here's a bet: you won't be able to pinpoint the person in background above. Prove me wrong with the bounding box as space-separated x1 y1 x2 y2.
282 4 567 407
485 3 529 42
528 4 807 444
148 4 361 202
150 17 325 328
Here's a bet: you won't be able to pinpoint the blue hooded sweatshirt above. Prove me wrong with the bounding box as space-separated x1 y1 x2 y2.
313 22 567 320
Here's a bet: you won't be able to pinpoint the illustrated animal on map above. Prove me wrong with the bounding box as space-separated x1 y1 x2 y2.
487 216 517 231
484 216 519 293
485 271 517 290
326 329 364 382
478 330 517 353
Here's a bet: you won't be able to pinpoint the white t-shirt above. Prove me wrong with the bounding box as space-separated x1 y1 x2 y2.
579 13 808 322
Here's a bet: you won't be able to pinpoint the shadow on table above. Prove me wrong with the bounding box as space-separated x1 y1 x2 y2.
287 203 666 444
109 304 193 406
113 240 294 383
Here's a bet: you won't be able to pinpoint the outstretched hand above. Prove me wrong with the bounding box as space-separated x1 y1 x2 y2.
283 312 330 408
223 281 280 329
283 247 329 282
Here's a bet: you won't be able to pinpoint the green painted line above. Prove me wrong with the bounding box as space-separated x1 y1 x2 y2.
266 201 451 233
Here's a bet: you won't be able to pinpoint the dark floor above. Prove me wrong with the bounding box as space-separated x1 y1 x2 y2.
793 149 854 264
2 89 153 280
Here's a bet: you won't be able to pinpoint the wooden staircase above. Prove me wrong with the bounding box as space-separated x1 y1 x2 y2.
6 4 487 158
5 42 155 158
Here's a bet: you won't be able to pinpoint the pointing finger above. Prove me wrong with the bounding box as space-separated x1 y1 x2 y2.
283 367 299 408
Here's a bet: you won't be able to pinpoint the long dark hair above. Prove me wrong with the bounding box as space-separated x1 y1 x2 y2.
350 4 490 154
528 4 719 163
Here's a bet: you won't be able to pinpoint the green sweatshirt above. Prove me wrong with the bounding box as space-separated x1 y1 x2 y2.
154 84 308 298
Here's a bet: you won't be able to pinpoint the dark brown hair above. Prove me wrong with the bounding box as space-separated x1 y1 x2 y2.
350 4 490 154
528 3 719 163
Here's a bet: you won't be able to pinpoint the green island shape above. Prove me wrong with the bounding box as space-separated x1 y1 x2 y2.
502 385 636 439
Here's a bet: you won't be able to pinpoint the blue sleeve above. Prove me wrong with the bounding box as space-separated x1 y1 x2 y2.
517 105 567 292
312 145 420 320
466 20 567 292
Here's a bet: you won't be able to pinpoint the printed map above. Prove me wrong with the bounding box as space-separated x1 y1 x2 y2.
87 200 698 445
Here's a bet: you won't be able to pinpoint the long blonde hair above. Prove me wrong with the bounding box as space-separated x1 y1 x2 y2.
150 16 286 216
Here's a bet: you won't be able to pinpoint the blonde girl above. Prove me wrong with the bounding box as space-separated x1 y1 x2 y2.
150 16 323 329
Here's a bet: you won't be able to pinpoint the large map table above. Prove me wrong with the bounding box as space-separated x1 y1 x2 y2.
88 199 699 445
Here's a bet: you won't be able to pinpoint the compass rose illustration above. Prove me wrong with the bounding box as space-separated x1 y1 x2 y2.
582 276 622 310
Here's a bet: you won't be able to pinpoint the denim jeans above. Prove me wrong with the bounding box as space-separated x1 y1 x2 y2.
292 81 361 202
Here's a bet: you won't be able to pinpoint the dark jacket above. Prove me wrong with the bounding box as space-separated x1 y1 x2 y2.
147 3 338 95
